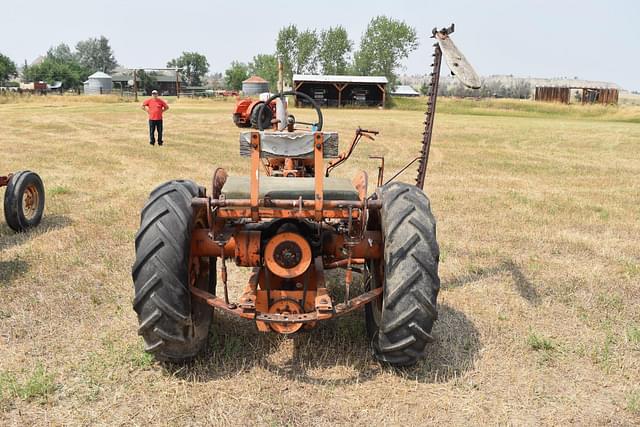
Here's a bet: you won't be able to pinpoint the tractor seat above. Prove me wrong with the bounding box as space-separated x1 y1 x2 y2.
221 176 360 201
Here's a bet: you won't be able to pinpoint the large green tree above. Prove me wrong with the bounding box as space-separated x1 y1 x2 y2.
353 16 418 87
248 54 278 91
276 26 320 82
75 36 118 73
224 61 249 90
295 30 318 74
318 26 352 75
276 25 298 83
167 51 209 86
46 43 75 63
0 53 17 84
25 58 88 89
26 43 89 89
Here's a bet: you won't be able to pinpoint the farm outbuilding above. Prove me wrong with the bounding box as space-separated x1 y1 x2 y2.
293 74 388 108
535 85 619 105
391 85 420 97
110 70 181 96
83 72 112 95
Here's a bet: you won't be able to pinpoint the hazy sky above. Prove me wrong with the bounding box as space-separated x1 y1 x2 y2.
1 0 638 90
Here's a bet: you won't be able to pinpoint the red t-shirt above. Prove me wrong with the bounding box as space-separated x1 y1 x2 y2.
143 98 168 120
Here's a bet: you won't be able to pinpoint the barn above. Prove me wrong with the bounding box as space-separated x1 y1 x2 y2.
293 75 388 108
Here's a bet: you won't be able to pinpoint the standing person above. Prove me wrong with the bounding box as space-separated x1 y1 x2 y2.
141 89 169 146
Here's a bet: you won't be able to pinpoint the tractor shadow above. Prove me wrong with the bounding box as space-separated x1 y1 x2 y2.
442 259 541 305
166 303 480 386
0 214 72 251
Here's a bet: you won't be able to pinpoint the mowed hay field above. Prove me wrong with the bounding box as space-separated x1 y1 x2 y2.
1 95 639 425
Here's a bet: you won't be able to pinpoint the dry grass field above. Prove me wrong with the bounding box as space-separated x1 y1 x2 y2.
1 95 639 425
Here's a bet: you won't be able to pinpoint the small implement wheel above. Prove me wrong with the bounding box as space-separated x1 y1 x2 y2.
365 182 440 366
3 171 45 232
132 180 214 363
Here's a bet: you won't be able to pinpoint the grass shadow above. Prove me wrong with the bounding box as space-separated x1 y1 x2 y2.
443 259 540 305
0 214 72 251
0 258 29 284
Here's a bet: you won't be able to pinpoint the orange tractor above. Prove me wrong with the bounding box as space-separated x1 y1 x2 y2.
1 171 45 232
132 24 479 366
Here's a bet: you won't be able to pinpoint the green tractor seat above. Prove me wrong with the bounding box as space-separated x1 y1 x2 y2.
221 176 360 201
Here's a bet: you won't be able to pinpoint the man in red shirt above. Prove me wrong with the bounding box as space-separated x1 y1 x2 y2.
141 90 169 146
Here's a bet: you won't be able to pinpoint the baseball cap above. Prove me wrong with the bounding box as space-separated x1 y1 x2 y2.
151 90 158 94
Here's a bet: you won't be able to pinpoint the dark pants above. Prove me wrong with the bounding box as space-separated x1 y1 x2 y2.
149 120 163 143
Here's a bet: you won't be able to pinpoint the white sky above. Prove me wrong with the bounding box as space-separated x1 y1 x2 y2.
1 0 638 90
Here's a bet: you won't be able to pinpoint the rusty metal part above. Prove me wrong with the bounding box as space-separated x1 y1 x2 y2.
314 133 324 221
250 132 260 221
191 227 382 260
0 174 13 188
325 127 378 177
238 269 259 314
264 232 312 278
22 184 39 221
369 156 385 187
267 298 305 334
211 168 228 199
352 171 368 202
324 258 365 269
194 197 379 210
191 266 384 331
234 230 261 266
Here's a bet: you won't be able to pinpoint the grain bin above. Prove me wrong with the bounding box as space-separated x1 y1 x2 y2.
84 71 113 95
242 75 269 96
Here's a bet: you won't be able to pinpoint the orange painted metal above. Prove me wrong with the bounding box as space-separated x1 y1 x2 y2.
263 232 312 278
190 229 235 257
250 132 260 221
314 132 324 221
191 227 382 260
234 230 261 266
192 197 382 210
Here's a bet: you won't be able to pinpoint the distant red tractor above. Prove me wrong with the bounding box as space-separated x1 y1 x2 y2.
232 97 278 129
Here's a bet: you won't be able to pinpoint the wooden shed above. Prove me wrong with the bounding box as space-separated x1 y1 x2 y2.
535 86 619 105
293 75 388 108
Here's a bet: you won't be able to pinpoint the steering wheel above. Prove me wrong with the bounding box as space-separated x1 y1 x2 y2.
257 90 323 132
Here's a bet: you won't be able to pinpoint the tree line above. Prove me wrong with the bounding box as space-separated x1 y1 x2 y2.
224 16 418 91
0 37 210 90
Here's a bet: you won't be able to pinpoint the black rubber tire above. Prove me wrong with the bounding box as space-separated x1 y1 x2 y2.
131 180 214 363
250 102 273 130
365 182 440 366
3 170 45 232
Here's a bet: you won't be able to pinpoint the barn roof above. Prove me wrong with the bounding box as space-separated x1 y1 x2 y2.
293 74 388 84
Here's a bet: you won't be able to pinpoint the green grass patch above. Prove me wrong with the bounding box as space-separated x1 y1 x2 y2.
49 185 71 196
627 390 640 414
0 364 56 403
627 325 640 344
527 331 556 351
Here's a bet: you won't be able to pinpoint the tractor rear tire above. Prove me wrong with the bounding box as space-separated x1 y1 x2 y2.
3 171 45 232
365 182 440 366
132 180 214 363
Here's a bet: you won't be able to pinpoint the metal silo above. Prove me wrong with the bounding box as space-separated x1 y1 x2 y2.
84 72 113 95
242 75 269 96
